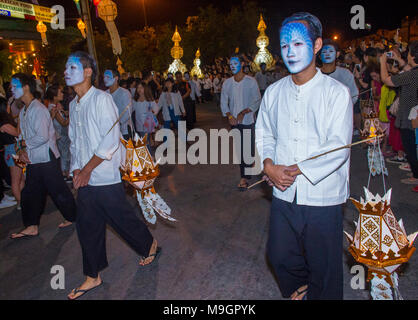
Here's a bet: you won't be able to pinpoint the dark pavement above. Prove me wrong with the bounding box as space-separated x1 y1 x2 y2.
0 100 417 300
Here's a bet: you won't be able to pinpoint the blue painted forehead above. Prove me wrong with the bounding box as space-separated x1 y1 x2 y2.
230 57 240 64
67 56 83 67
322 45 335 51
280 22 312 44
11 78 22 87
104 70 113 77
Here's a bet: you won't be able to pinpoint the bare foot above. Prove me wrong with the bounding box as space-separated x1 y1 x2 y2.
291 285 308 300
139 239 158 266
68 276 102 300
10 225 38 239
58 220 73 228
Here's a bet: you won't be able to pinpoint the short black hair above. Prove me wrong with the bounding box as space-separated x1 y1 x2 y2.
175 71 182 76
409 40 418 64
364 47 377 58
281 12 322 43
45 83 61 101
11 73 37 96
68 51 97 85
322 39 339 53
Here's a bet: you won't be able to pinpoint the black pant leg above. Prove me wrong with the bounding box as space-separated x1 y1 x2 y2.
100 183 154 257
76 186 108 278
192 100 197 123
21 163 48 227
42 156 76 223
185 101 194 130
238 124 255 179
401 128 418 178
303 203 343 300
267 197 309 298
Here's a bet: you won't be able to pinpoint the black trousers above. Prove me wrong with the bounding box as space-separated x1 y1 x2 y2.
231 123 255 179
21 151 76 227
185 100 195 130
192 100 197 123
267 197 343 300
76 183 154 278
400 128 418 178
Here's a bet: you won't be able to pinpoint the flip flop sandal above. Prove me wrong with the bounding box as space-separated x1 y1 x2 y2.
58 222 73 229
237 181 249 191
293 286 308 300
68 282 103 300
139 247 162 268
10 232 39 240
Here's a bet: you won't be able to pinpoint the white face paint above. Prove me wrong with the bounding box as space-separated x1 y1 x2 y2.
64 56 85 86
321 45 337 64
229 57 242 75
280 22 314 74
103 70 116 87
11 78 24 99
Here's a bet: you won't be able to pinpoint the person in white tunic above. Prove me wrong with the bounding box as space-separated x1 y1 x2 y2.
64 52 159 300
103 69 133 140
255 12 352 300
220 55 261 190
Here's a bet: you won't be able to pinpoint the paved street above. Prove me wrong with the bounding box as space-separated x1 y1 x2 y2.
0 100 417 300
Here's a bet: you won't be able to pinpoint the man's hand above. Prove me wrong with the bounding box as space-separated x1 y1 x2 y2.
237 112 245 124
73 168 91 190
228 116 238 126
264 160 297 191
17 149 30 164
285 164 302 177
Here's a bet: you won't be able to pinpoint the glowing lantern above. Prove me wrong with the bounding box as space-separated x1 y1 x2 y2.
36 21 48 46
120 134 176 224
77 19 87 39
190 48 203 79
93 0 101 6
97 0 122 55
168 26 187 75
252 14 274 71
345 188 417 299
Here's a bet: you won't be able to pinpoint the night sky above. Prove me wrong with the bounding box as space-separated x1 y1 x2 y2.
38 0 415 41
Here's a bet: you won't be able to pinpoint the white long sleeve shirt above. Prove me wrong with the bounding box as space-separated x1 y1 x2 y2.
156 92 185 121
107 87 132 135
19 99 60 164
255 69 353 206
69 86 122 186
325 66 359 104
221 75 261 125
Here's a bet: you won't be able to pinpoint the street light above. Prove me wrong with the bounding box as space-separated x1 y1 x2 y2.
141 0 148 27
333 35 339 40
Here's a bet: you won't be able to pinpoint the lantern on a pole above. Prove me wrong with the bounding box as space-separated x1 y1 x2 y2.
168 26 187 75
120 134 176 224
77 19 87 39
190 48 203 79
252 14 274 72
97 0 122 56
36 21 48 46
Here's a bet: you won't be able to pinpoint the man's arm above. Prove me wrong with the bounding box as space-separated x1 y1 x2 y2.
297 86 353 185
24 107 50 150
68 108 80 175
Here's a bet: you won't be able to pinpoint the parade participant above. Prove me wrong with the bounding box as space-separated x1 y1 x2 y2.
212 73 223 107
156 78 185 132
103 69 133 140
65 52 159 300
255 12 352 300
10 74 76 239
220 55 261 190
320 39 359 133
175 71 193 130
255 62 269 96
184 71 199 124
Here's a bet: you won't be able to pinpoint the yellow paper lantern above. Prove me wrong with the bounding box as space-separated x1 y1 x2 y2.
36 21 48 46
77 19 87 39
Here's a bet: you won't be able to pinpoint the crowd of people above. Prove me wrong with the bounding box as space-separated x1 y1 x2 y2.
0 10 417 301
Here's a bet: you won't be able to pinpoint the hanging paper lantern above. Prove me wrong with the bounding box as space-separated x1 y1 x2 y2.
93 0 101 6
120 134 176 224
77 19 87 39
116 57 125 75
36 21 48 46
344 188 417 299
97 0 122 55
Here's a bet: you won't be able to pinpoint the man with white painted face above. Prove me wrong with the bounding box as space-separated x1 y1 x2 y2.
255 12 352 300
103 69 133 140
320 39 359 133
255 62 269 97
64 52 158 300
9 73 76 239
221 55 261 190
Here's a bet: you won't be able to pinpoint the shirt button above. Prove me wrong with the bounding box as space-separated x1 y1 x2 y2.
294 157 299 162
294 118 299 123
294 138 298 142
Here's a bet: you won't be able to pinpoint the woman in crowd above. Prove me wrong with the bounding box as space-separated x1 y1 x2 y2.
132 81 159 147
45 84 71 181
0 97 24 209
156 78 185 132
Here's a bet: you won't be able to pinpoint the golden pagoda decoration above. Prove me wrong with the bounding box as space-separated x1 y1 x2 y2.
190 48 203 79
252 14 274 72
120 134 176 224
168 26 187 75
345 188 417 299
36 21 48 46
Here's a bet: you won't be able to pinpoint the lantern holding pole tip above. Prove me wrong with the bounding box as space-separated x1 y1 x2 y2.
77 19 87 39
36 21 48 46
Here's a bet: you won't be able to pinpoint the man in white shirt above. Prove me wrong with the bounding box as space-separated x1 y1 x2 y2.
184 71 200 124
320 39 359 134
10 73 76 239
255 63 269 96
255 12 352 300
201 74 212 102
103 69 133 140
212 73 223 107
221 55 261 190
64 52 158 300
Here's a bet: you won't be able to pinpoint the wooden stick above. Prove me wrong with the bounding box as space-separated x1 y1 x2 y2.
247 134 385 190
